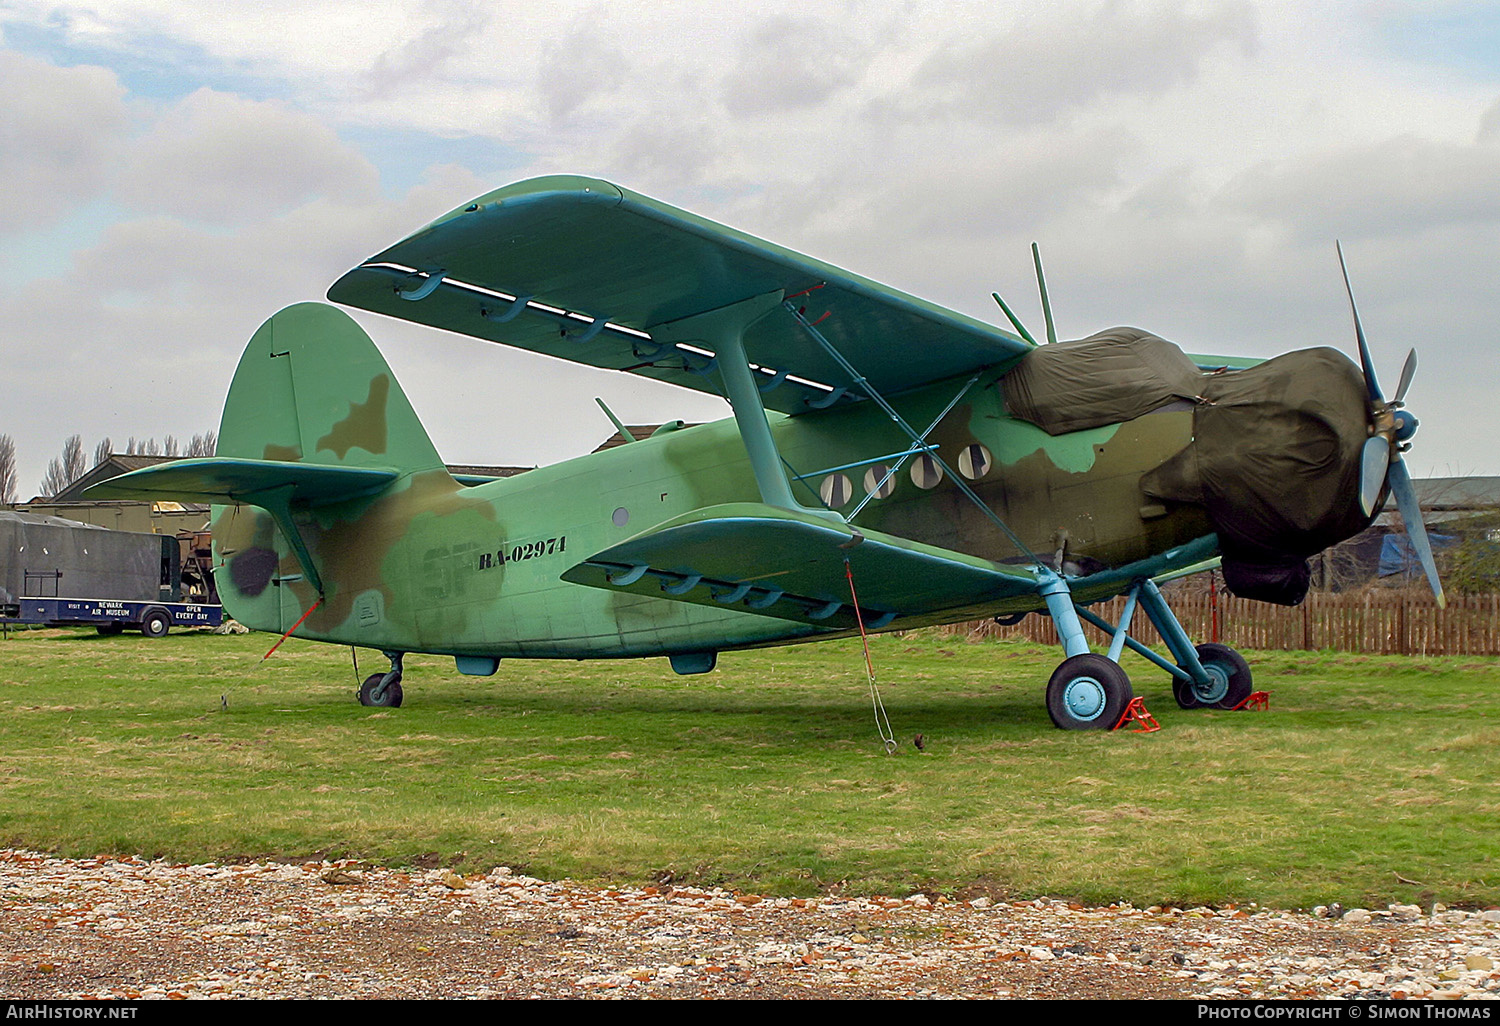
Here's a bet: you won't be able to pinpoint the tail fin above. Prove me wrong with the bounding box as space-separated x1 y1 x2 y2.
219 302 445 472
84 303 448 598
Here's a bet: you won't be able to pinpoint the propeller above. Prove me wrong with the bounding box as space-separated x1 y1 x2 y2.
1338 242 1445 607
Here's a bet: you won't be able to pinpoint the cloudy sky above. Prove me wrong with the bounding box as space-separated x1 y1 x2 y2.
3 0 1497 498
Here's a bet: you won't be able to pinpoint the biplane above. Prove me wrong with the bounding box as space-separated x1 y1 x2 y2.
87 175 1443 729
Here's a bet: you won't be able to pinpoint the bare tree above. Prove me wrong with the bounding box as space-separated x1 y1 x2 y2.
89 431 215 466
38 434 87 498
0 434 16 504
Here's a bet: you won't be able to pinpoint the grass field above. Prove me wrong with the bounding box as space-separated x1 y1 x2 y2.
1 625 1496 910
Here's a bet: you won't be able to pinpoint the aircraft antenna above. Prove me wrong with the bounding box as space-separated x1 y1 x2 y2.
991 291 1039 346
1032 242 1058 345
593 397 637 444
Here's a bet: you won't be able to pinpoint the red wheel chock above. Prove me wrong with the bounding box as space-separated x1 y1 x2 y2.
1232 691 1270 711
1112 697 1160 733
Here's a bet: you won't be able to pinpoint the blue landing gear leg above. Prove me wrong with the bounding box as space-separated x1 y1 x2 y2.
1038 569 1135 731
1072 579 1253 712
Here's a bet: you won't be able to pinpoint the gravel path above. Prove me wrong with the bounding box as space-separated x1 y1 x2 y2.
1 849 1497 1000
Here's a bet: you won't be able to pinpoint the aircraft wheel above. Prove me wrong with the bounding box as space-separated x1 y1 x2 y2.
1046 654 1134 731
140 610 171 639
1174 643 1252 710
358 673 404 708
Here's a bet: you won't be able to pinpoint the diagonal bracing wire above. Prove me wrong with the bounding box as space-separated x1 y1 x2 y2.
784 302 1044 568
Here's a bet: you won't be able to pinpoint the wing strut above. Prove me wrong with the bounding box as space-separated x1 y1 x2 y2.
783 302 1042 566
652 291 833 518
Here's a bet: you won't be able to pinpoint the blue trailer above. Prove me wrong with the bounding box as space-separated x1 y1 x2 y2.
1 511 223 636
4 596 222 636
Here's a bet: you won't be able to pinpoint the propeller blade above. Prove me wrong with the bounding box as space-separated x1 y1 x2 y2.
1387 457 1446 608
1359 435 1390 517
1394 347 1417 404
1336 241 1383 401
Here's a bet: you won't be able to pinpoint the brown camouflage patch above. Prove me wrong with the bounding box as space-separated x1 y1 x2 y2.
263 443 303 462
317 375 390 459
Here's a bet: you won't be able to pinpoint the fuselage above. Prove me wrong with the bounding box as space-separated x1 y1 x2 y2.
211 363 1213 660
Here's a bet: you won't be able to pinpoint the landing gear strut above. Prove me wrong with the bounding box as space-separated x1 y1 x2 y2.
1039 573 1253 729
358 650 404 708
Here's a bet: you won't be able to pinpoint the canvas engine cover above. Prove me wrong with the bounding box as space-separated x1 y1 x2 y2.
1141 347 1372 604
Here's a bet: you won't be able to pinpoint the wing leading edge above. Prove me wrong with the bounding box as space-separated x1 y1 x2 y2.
327 175 1032 415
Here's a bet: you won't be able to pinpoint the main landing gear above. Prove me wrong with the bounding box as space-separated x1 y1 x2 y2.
358 650 405 708
1037 570 1252 730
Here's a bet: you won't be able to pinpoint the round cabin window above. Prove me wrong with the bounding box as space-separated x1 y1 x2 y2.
819 473 854 508
863 464 895 499
959 443 993 480
910 453 944 490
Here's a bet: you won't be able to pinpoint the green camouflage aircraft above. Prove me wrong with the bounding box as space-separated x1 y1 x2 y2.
87 176 1443 730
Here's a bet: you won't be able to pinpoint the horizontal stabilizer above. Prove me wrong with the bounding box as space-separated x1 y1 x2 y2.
83 458 398 507
561 502 1039 630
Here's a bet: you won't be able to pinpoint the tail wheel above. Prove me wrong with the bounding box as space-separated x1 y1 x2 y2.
1174 643 1252 710
358 673 404 708
1046 653 1134 731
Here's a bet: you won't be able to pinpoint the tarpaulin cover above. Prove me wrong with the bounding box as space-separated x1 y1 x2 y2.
0 511 166 605
1001 328 1206 435
1141 347 1372 603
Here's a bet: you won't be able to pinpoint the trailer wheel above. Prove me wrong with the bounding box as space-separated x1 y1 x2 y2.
140 610 171 639
95 622 124 636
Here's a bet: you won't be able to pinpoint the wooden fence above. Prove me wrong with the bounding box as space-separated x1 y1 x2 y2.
943 589 1500 656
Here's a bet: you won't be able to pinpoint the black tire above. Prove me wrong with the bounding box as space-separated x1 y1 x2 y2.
1175 643 1252 710
140 610 171 639
1046 653 1134 731
95 622 125 636
358 673 404 708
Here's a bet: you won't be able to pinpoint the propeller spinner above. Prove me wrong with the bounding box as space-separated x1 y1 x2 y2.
1338 243 1445 608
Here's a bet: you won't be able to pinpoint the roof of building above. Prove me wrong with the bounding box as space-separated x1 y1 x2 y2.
591 423 698 453
1390 476 1500 511
46 455 180 502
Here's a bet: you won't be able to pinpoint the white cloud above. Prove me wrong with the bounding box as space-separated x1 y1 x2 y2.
720 15 872 117
114 89 381 224
0 52 128 234
879 0 1257 126
1221 134 1500 242
536 27 630 122
360 1 492 101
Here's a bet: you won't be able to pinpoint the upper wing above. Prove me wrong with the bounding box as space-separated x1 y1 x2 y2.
327 175 1032 415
